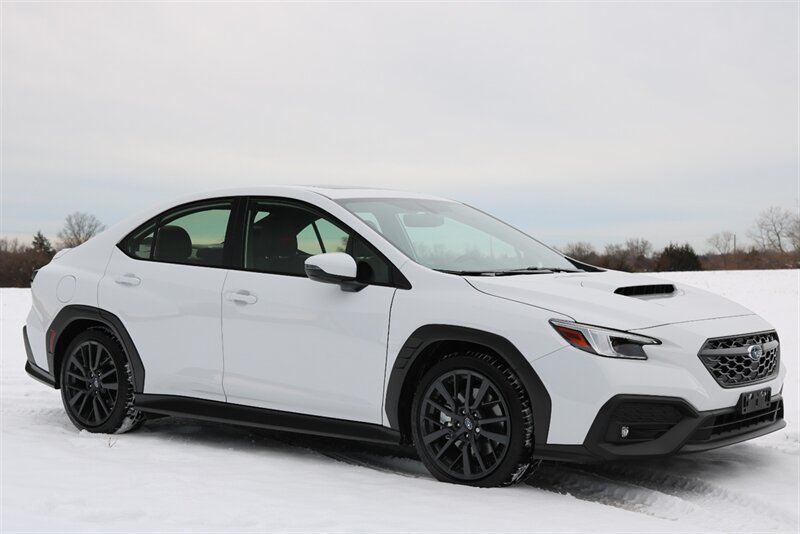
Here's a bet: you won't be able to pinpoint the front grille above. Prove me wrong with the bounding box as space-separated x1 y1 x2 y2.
689 399 783 443
703 331 778 350
698 330 779 388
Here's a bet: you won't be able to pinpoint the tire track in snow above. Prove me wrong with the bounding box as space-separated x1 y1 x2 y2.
528 463 700 521
586 462 797 531
264 432 430 479
276 434 796 532
306 449 701 525
314 448 429 479
529 462 797 532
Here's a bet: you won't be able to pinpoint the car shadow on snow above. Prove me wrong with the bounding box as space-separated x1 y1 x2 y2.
137 416 798 530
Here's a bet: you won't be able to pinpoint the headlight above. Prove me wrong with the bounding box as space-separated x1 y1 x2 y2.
549 319 660 360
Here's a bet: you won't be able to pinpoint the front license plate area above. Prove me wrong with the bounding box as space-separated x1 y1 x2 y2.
738 388 771 415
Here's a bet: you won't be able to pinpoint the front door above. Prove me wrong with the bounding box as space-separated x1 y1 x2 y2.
221 199 396 424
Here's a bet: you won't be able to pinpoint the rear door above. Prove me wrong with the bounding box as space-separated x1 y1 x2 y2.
221 198 397 423
98 199 237 402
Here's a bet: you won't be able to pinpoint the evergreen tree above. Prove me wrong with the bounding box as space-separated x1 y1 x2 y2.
32 231 55 257
656 243 702 271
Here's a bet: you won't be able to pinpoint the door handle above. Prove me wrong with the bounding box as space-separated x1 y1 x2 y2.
114 273 141 286
225 290 258 305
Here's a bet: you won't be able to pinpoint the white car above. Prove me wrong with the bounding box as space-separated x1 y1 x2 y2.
24 186 786 487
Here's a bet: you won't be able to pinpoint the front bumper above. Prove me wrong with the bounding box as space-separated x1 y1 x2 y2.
534 314 786 445
535 393 785 462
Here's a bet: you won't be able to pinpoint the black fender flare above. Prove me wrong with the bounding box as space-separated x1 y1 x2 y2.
47 305 146 392
384 324 552 445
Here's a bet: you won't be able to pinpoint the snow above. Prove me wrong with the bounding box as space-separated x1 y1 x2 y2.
1 270 798 532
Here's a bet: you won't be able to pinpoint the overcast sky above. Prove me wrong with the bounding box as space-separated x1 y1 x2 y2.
2 1 798 252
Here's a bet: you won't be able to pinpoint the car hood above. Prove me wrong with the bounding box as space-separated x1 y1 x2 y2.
466 271 753 330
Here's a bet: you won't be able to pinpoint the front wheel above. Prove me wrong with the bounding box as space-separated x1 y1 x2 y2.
411 352 539 487
60 328 144 434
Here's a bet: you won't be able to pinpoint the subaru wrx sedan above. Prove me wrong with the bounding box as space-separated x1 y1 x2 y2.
24 186 786 486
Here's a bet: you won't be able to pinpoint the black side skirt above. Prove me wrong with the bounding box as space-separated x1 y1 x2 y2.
134 394 402 445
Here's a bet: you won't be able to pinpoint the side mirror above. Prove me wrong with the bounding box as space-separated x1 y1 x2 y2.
304 253 366 292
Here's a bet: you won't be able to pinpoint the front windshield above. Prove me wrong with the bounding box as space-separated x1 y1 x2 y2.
336 198 579 273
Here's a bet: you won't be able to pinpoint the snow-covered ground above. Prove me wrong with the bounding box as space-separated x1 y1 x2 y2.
1 270 798 532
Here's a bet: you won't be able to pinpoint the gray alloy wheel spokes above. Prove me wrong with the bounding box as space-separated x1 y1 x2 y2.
64 341 120 427
419 369 511 480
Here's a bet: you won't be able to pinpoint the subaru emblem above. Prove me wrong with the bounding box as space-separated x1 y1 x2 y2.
747 344 764 362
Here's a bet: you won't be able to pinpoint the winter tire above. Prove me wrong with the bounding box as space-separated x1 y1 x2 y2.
411 351 538 487
60 328 144 434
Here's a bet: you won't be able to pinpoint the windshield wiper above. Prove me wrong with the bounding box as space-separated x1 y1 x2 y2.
492 269 555 276
513 267 583 273
435 269 505 276
437 266 584 276
436 268 559 276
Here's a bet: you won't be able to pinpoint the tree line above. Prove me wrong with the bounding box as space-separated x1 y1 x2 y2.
561 206 800 272
0 212 104 287
1 206 798 288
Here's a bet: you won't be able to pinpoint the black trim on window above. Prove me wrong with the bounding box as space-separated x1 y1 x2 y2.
117 195 412 290
117 197 237 269
310 220 325 252
235 196 411 290
223 197 248 269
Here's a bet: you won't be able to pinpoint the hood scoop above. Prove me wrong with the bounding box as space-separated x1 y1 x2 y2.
468 272 752 330
614 284 676 297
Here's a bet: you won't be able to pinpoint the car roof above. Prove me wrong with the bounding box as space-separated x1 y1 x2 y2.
188 185 454 202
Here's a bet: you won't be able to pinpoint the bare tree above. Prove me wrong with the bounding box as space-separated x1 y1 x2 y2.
0 237 25 254
561 242 597 263
788 214 800 252
624 238 652 258
58 212 105 248
623 238 653 270
749 206 795 253
601 243 631 271
707 231 735 255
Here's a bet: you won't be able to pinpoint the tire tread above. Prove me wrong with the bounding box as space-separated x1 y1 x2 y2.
412 349 539 487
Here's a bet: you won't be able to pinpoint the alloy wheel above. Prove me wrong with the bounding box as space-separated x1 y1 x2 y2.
418 369 511 480
63 340 120 427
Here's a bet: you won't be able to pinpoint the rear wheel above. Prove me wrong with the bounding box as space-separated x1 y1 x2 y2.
60 328 144 434
411 352 538 487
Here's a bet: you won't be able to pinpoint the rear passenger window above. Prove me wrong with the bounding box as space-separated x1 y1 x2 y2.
126 223 156 260
121 200 233 268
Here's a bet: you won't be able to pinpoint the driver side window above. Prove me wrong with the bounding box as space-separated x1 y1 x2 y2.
243 201 392 285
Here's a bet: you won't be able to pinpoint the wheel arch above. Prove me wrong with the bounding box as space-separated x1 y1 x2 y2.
48 305 145 392
385 324 551 445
